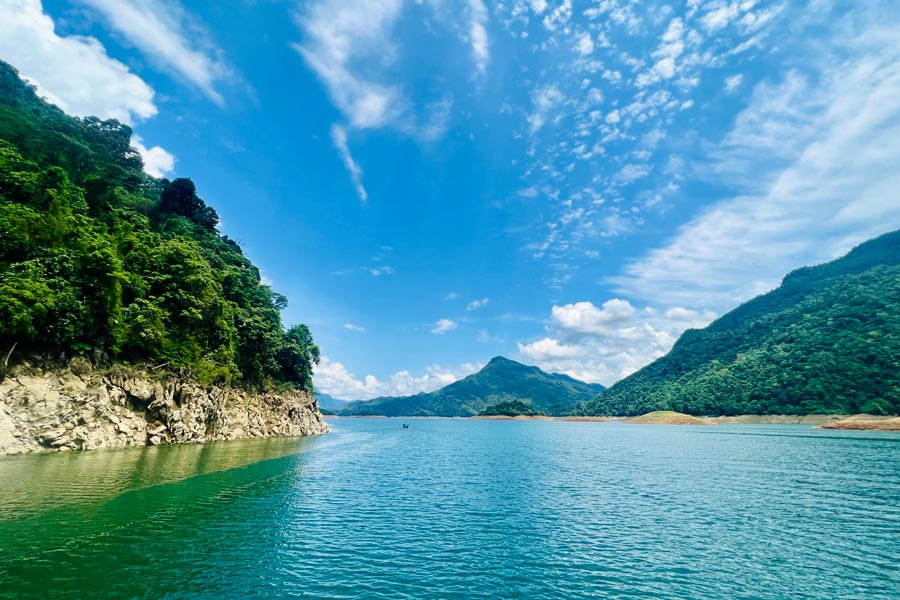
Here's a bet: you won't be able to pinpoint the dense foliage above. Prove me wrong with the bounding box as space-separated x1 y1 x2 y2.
338 356 604 417
582 230 900 416
478 400 544 417
0 61 318 391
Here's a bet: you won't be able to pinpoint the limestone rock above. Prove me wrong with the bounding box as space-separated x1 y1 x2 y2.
0 366 328 455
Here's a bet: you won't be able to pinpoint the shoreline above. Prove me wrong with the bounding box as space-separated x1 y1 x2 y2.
326 413 900 429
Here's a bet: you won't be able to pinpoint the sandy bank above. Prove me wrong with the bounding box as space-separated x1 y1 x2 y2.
819 416 900 431
624 411 715 425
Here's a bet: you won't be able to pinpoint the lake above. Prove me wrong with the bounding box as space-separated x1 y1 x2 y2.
1 418 899 599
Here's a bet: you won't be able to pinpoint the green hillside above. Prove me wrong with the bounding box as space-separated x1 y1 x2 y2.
0 60 318 391
338 356 604 417
581 230 900 416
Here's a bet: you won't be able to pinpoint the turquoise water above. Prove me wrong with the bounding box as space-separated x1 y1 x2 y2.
1 419 899 599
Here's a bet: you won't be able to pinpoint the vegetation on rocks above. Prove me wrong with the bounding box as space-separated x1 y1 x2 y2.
0 60 318 393
478 400 544 417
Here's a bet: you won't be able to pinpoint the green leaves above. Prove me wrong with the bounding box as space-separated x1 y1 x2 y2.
584 235 900 416
0 59 318 393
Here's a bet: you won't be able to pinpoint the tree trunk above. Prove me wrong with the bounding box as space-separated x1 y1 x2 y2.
0 342 16 384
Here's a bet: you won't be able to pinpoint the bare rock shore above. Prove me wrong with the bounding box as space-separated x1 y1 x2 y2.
0 362 327 456
819 416 900 431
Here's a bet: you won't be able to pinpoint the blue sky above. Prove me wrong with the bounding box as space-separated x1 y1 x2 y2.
3 0 900 399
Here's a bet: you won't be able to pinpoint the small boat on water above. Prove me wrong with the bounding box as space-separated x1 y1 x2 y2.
402 423 409 429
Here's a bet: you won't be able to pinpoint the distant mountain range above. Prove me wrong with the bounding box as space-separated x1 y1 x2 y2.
581 229 900 417
313 390 348 410
335 356 604 417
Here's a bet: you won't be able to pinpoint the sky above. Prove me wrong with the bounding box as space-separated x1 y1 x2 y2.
2 0 900 400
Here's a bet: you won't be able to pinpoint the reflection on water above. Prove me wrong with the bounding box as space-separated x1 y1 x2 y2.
0 436 315 519
1 421 899 599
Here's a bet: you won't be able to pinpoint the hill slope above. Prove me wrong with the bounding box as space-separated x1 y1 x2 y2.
0 60 318 391
338 356 604 417
582 230 900 416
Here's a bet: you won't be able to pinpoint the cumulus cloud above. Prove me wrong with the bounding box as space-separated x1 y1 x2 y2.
0 0 157 124
432 318 458 334
466 297 490 311
575 32 594 56
518 299 715 385
78 0 231 105
330 124 368 201
313 356 480 399
130 135 175 178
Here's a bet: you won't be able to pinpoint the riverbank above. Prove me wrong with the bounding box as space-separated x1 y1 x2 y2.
819 416 900 431
0 361 327 456
333 412 900 428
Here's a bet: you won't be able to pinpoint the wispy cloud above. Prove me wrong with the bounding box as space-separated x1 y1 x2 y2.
343 323 366 332
330 124 368 201
468 0 489 75
293 0 406 130
465 297 490 311
0 0 156 124
367 266 394 277
78 0 231 105
614 20 900 310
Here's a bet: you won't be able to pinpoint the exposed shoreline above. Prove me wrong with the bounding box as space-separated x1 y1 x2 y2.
327 413 900 428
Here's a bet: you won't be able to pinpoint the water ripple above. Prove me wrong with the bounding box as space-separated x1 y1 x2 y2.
1 420 899 599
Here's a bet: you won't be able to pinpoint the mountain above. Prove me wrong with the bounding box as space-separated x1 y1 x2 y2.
314 390 348 410
581 229 900 417
0 60 318 392
337 356 604 417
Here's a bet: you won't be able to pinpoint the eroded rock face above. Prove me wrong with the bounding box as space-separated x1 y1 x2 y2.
0 366 328 455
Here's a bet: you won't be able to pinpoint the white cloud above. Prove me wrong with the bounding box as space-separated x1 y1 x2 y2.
614 26 900 310
367 266 394 276
431 318 458 334
343 323 366 332
550 299 636 336
542 0 572 31
466 297 490 311
445 292 459 300
78 0 230 105
575 32 594 56
330 124 368 201
518 300 716 385
293 0 407 130
724 73 743 93
314 356 480 399
131 135 174 178
701 3 741 33
0 0 157 124
468 0 489 74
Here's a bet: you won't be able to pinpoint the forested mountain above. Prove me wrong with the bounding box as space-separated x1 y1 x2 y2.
581 230 900 416
0 60 318 391
337 356 604 417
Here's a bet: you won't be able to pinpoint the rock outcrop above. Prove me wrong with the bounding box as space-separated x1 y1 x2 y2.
0 362 327 456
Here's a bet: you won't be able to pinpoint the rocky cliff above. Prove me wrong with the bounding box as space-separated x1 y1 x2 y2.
0 360 328 456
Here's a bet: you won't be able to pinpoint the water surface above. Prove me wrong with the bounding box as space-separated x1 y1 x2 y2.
1 419 898 599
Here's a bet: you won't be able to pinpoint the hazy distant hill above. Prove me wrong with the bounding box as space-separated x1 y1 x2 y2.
314 390 348 410
582 229 900 417
337 356 604 417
